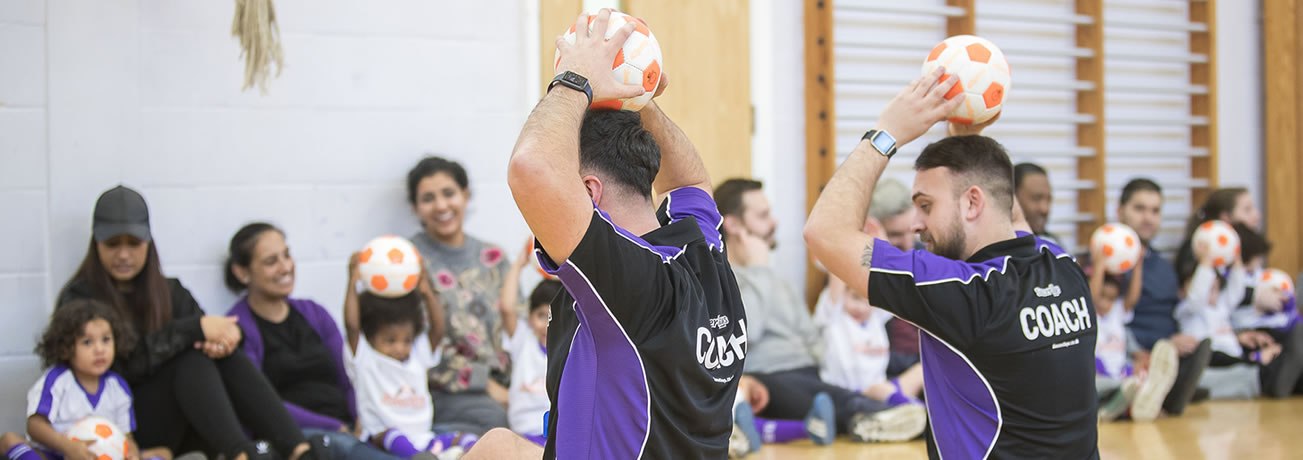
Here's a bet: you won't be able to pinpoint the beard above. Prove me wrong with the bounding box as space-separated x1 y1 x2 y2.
922 219 967 260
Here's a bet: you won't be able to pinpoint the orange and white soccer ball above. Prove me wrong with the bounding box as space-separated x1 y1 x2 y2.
1090 223 1142 275
1192 220 1240 268
1261 268 1295 295
67 417 127 460
358 236 422 298
554 10 662 112
921 35 1011 125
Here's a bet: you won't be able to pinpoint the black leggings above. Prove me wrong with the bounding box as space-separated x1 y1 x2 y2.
749 366 891 434
131 349 305 459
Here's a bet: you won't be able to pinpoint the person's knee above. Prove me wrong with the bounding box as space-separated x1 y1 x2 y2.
0 432 26 450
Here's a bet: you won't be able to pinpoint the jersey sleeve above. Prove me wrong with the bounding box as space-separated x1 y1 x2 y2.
26 369 57 418
865 238 1014 348
536 209 678 341
657 187 723 251
107 373 136 432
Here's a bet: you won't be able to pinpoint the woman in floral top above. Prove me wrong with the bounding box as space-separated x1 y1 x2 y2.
405 156 519 436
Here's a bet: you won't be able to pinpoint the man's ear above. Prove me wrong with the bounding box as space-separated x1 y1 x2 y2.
722 214 745 238
582 175 604 207
964 185 985 222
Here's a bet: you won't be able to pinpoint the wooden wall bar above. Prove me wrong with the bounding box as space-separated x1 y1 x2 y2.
1264 0 1303 276
1075 0 1106 247
803 0 837 309
1190 1 1218 213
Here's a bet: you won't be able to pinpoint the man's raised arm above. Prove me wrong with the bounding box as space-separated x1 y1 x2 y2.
507 9 644 263
803 69 961 298
642 89 712 195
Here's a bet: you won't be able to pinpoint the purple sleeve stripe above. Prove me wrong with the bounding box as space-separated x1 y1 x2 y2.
35 366 68 417
868 239 1011 285
664 188 724 251
551 262 651 460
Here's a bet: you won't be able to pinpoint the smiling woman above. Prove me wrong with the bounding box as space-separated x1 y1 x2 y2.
404 155 515 436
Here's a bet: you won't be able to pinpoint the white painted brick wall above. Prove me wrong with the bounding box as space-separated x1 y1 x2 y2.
0 0 534 433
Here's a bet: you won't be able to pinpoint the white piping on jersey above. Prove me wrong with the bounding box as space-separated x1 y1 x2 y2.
565 261 652 459
594 210 689 263
870 256 1012 287
664 191 726 253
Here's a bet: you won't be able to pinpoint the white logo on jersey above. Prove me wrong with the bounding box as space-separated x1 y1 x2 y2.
696 318 747 370
1019 296 1092 341
1033 284 1062 298
708 315 729 329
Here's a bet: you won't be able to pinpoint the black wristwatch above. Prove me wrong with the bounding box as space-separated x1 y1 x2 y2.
548 71 593 105
862 129 898 158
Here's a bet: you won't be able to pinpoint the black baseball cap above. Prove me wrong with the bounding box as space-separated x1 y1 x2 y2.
93 185 152 243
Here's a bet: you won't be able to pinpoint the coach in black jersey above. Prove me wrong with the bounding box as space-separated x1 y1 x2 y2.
465 9 747 460
805 70 1099 459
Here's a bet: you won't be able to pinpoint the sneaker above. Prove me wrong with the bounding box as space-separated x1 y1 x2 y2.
804 392 836 446
732 400 762 455
848 404 927 443
1097 377 1140 423
1132 339 1179 421
1266 327 1303 398
1164 338 1212 415
728 424 753 459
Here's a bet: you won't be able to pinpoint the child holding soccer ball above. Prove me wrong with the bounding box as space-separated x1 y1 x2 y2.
0 299 166 460
343 254 474 460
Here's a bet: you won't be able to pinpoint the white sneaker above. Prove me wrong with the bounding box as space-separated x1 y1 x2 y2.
849 404 928 443
1132 339 1179 422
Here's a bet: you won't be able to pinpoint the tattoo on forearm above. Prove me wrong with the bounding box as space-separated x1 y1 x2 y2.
860 242 873 268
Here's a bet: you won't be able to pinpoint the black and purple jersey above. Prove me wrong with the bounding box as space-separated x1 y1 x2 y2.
536 187 747 460
867 233 1099 459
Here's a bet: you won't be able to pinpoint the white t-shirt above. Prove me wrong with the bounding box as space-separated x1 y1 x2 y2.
813 288 892 392
506 319 549 436
348 336 436 447
26 366 135 449
1094 300 1132 378
1177 266 1243 357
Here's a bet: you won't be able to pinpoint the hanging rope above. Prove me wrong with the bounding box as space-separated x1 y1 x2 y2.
231 0 284 93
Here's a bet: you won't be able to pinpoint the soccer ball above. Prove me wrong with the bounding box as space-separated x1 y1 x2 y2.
1090 223 1142 275
67 417 127 460
554 10 662 112
921 35 1011 125
1191 220 1240 268
358 236 422 298
1261 268 1295 295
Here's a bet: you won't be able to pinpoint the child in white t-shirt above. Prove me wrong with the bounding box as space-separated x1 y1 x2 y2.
344 284 473 460
0 299 164 460
1089 244 1178 423
813 276 923 406
500 280 561 445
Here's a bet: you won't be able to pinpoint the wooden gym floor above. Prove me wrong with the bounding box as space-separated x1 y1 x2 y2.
750 398 1303 459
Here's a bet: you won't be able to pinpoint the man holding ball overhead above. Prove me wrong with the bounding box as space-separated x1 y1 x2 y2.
465 9 748 460
804 70 1100 458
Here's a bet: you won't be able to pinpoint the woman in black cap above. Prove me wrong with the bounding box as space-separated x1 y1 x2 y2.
55 185 326 460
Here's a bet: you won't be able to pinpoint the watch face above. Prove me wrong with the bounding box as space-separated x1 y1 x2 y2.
565 72 587 86
871 131 896 154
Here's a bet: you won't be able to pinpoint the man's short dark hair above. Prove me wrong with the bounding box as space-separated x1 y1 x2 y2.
713 178 764 240
1120 178 1163 206
914 135 1015 216
1013 162 1048 191
580 110 661 199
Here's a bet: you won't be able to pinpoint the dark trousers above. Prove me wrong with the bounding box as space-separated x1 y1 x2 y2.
749 366 890 434
131 349 306 458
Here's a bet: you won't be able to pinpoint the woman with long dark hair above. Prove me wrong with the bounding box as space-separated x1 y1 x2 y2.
225 222 400 460
56 186 326 460
1175 187 1261 281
